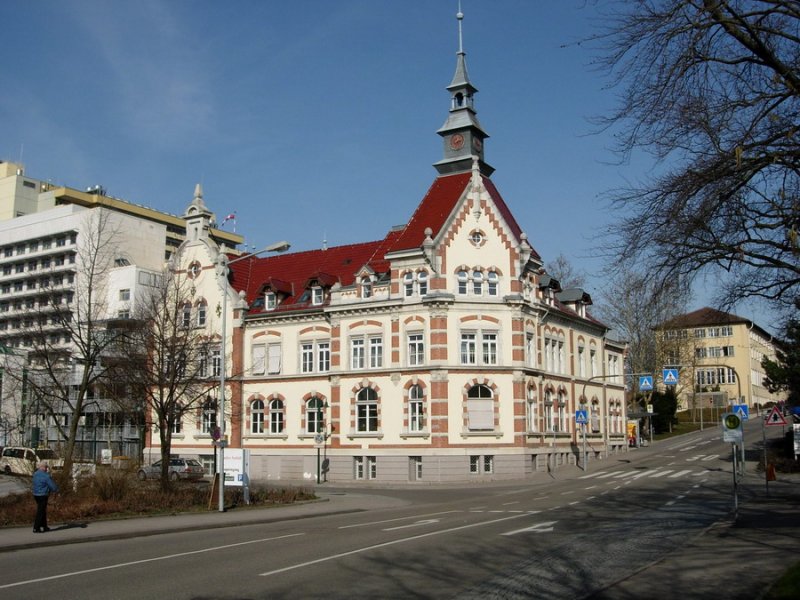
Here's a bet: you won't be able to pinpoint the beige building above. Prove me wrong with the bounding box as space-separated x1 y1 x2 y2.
151 17 629 483
657 307 786 411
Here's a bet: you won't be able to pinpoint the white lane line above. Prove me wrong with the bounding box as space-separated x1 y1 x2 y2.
596 472 619 479
502 501 520 506
584 485 598 490
501 521 557 536
339 510 460 529
579 471 605 479
649 470 674 478
384 519 440 532
260 513 533 577
613 471 640 479
669 470 694 478
0 533 305 590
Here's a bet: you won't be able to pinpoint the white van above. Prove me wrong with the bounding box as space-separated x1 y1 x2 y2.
0 446 64 475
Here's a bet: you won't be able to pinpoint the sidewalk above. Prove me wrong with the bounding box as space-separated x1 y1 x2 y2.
0 490 409 553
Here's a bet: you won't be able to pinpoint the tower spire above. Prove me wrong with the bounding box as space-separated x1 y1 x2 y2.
433 3 493 177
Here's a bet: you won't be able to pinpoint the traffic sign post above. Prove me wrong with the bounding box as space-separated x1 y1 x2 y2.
762 406 788 497
639 376 653 392
576 411 589 471
663 368 679 386
722 412 743 517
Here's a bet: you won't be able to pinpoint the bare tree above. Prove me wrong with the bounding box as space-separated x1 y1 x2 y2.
594 266 692 395
594 1 800 313
114 265 215 489
544 253 588 289
19 210 126 476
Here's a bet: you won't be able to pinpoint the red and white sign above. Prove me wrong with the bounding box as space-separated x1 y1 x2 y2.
765 406 788 427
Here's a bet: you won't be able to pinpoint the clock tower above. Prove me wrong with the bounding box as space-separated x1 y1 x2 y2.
434 7 493 176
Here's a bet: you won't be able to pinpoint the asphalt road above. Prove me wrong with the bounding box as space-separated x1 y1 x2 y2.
0 418 788 599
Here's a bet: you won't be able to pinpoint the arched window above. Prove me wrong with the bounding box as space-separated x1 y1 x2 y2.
527 386 537 433
196 300 207 327
251 399 265 434
306 397 324 434
409 384 424 432
181 302 192 328
472 270 483 295
356 387 378 433
361 276 372 299
417 271 428 296
404 272 414 297
557 391 567 433
201 398 216 435
487 271 498 296
544 389 554 432
457 270 469 294
466 384 494 431
269 399 284 434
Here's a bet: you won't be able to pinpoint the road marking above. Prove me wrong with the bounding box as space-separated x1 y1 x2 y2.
260 513 534 577
586 496 596 500
665 500 676 506
579 471 605 479
596 472 618 479
339 510 459 529
649 470 674 478
384 519 440 531
501 521 557 536
568 501 580 506
0 533 305 590
502 501 520 506
613 471 639 479
669 470 693 478
630 470 653 479
561 490 575 495
701 455 719 461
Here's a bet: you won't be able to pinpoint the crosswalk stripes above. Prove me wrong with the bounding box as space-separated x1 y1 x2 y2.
579 468 704 480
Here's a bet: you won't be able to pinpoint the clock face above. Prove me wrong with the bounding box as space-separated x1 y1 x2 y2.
449 133 465 150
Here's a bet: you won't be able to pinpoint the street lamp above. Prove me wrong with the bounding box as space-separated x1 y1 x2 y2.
215 240 290 512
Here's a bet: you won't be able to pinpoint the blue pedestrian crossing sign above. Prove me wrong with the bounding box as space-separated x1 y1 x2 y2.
575 410 588 425
639 376 654 391
733 404 749 421
663 368 679 386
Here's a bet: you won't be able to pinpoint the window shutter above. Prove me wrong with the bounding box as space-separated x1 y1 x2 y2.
467 399 494 430
267 344 281 374
252 345 266 375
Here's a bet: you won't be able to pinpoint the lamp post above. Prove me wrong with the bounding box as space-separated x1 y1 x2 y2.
215 240 290 512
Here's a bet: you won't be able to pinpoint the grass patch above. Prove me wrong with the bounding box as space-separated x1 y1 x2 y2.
0 469 315 528
764 560 800 600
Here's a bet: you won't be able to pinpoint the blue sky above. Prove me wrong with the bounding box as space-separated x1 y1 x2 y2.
0 1 777 331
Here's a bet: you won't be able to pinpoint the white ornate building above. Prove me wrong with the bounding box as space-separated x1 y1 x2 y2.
154 14 628 483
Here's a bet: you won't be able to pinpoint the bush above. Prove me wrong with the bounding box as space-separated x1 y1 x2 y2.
0 475 316 528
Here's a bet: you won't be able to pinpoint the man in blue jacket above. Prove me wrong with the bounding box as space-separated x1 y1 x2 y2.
32 460 59 533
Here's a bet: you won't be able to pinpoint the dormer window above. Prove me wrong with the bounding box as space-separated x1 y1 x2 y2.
312 286 324 306
265 292 277 311
361 277 372 299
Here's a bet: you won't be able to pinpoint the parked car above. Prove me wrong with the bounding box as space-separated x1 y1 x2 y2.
0 446 64 475
137 458 205 481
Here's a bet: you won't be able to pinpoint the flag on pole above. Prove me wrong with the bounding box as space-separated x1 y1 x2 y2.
221 212 237 232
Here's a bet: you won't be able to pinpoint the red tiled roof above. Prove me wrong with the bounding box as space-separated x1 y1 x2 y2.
227 172 541 314
228 235 398 313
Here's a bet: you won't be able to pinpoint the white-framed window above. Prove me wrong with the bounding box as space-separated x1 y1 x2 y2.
526 332 536 367
466 384 494 431
196 302 207 327
252 344 266 375
461 330 499 365
527 386 538 432
269 399 284 434
356 387 379 432
469 455 494 474
201 399 216 434
361 276 372 298
251 399 265 434
404 272 414 297
457 270 469 294
407 332 425 366
578 345 586 377
590 348 598 377
181 303 192 328
170 404 183 434
119 288 130 301
410 456 423 480
409 384 424 432
557 392 567 432
472 270 483 295
544 389 555 432
211 347 222 378
351 335 383 369
265 292 277 311
267 343 281 374
301 343 314 373
306 397 325 433
418 271 428 295
354 456 377 480
487 271 498 296
317 341 330 372
311 286 324 306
